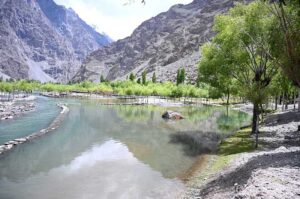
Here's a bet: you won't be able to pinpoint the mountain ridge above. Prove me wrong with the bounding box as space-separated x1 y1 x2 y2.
0 0 111 82
74 0 238 83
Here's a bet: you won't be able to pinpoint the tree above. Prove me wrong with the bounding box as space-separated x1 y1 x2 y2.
129 72 135 82
152 72 157 83
176 68 185 85
269 70 296 110
180 68 185 84
200 1 279 147
142 71 147 85
263 0 300 110
176 69 180 85
100 75 105 83
137 78 141 84
199 43 238 105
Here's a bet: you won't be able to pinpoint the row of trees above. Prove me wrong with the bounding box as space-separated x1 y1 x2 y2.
128 72 152 85
0 79 209 98
198 0 300 147
127 68 186 85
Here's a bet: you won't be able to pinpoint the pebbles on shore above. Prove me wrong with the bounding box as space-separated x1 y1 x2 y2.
0 101 35 120
0 103 69 155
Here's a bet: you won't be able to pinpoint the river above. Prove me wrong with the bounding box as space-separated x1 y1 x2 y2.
0 96 250 199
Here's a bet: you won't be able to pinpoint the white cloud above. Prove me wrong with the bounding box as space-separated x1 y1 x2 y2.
53 0 193 40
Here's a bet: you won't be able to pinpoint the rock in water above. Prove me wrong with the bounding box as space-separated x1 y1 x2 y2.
162 111 184 120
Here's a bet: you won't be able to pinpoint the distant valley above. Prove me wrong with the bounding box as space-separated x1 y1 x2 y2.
0 0 111 82
0 0 238 83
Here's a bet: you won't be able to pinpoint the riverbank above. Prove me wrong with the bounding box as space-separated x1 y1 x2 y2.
40 91 220 107
183 109 300 199
0 96 36 120
0 103 69 155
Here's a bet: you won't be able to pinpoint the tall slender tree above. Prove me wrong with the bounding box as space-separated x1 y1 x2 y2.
152 72 157 83
129 72 135 82
142 71 147 85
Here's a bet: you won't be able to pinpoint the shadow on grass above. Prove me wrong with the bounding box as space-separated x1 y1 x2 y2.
170 128 256 157
218 128 255 155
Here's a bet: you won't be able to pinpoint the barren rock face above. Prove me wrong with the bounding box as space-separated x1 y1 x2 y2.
73 0 237 83
0 0 111 82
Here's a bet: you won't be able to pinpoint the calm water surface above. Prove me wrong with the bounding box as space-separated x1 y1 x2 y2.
0 96 60 144
0 97 250 199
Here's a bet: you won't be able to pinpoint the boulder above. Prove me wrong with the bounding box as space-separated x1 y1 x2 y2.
162 110 184 120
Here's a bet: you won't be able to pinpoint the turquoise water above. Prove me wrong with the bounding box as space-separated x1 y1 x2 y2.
0 96 60 145
0 98 250 199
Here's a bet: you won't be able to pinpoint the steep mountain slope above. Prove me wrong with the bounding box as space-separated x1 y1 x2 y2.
74 0 237 83
0 0 111 82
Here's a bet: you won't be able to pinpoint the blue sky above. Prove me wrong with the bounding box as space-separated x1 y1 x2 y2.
53 0 193 40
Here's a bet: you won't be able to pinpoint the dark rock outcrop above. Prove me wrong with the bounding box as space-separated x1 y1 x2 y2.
0 0 111 82
162 110 184 120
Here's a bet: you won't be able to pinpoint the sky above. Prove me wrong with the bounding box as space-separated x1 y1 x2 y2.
53 0 193 41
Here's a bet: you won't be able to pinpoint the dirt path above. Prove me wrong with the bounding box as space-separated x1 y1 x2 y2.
197 149 300 198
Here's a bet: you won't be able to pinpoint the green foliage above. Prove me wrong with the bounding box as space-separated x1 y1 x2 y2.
0 80 208 98
176 68 185 85
142 71 147 85
265 0 300 87
152 72 157 83
137 78 141 84
129 73 135 82
100 75 105 83
197 1 286 137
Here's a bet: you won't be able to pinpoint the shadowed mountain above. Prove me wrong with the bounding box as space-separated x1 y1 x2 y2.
73 0 240 83
0 0 112 82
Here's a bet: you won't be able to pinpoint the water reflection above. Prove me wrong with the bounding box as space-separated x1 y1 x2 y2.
0 98 250 198
170 131 221 156
0 140 184 199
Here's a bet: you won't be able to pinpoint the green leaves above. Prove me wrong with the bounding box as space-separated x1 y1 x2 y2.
198 1 281 104
176 68 186 85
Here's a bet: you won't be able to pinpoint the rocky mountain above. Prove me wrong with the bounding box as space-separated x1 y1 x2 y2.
0 0 112 82
74 0 240 83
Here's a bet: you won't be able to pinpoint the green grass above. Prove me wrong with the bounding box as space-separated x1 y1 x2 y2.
218 128 255 155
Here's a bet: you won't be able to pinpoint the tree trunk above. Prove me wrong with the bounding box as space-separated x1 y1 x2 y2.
252 103 259 148
275 96 278 110
294 92 296 110
282 92 285 112
279 95 282 105
298 88 300 112
226 90 230 105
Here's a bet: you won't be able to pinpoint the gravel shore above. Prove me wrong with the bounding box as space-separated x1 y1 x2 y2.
0 96 36 120
0 104 69 155
0 101 35 120
183 107 300 199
